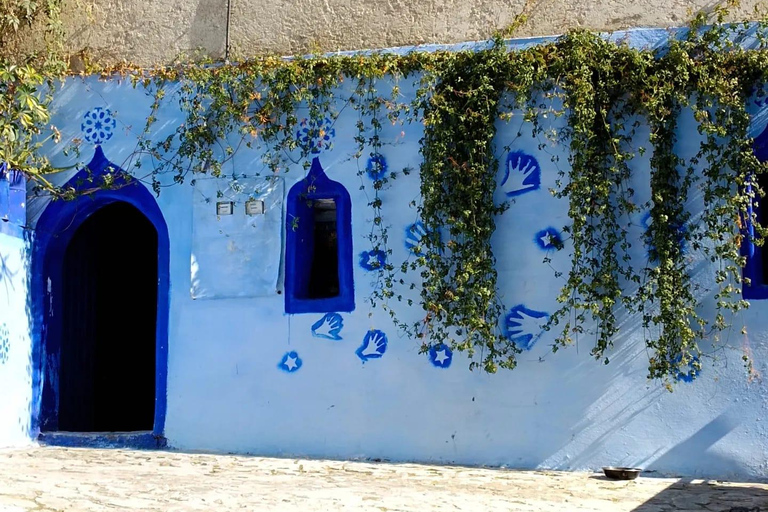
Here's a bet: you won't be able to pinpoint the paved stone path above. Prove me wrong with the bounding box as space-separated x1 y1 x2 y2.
0 447 766 511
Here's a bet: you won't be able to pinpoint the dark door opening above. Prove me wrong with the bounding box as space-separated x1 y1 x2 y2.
57 202 157 432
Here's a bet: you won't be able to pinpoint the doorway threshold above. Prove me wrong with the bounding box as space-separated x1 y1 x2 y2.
38 431 167 450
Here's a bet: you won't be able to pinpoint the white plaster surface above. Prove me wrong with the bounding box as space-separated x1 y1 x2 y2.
191 176 284 299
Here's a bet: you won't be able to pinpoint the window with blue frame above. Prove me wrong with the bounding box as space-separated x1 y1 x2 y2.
744 126 768 299
285 158 354 313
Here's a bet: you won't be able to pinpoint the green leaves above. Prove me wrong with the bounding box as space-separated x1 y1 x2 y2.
3 1 764 383
0 60 58 188
414 41 517 371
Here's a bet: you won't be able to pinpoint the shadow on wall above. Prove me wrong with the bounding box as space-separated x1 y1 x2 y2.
534 319 750 477
645 412 743 478
24 231 40 439
65 0 227 66
629 478 767 512
188 0 228 60
525 201 758 477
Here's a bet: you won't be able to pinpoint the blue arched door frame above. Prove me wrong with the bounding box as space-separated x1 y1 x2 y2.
32 146 169 443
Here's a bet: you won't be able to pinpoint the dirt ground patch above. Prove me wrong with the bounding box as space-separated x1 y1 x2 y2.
0 447 767 511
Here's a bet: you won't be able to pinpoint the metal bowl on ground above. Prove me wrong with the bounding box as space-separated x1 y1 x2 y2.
602 467 642 480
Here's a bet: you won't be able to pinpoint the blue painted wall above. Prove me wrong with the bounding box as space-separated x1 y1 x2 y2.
9 28 768 479
0 168 33 447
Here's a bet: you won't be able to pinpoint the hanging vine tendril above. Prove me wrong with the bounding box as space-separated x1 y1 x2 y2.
9 5 768 385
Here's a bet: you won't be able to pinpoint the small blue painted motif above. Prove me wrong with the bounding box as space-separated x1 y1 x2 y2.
356 330 388 362
359 249 386 271
534 227 562 251
0 251 19 297
366 155 388 181
311 313 344 340
672 354 700 383
278 351 303 373
0 323 9 365
505 305 549 351
297 117 336 154
81 107 117 144
500 151 541 198
428 344 453 368
641 211 687 262
405 221 431 256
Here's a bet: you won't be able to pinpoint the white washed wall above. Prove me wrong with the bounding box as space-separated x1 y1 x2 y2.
25 31 768 479
0 233 34 448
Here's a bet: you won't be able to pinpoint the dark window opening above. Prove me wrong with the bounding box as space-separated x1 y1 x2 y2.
759 172 768 286
308 198 339 299
285 157 354 313
744 127 768 298
57 202 157 432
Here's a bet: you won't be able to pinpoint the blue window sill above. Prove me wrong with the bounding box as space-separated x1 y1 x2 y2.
742 282 768 300
285 295 355 314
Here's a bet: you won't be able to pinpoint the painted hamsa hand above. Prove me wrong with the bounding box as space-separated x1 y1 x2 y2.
356 329 388 361
500 151 541 198
311 313 344 340
504 305 549 351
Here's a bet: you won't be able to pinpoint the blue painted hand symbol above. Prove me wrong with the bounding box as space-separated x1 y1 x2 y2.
356 330 388 361
501 151 541 198
312 313 344 340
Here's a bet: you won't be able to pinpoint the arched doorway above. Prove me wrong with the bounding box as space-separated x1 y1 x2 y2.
33 147 169 443
58 202 157 432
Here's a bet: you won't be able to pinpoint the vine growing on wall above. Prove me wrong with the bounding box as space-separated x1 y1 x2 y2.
0 0 65 195
7 3 768 385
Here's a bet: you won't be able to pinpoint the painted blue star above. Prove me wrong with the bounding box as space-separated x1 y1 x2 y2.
278 351 302 373
359 249 386 271
533 227 562 250
428 344 453 368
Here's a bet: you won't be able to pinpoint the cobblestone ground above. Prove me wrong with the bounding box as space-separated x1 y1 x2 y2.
0 447 767 511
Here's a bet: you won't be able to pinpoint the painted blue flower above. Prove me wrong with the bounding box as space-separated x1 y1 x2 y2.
428 343 453 368
501 151 541 198
405 221 433 256
311 313 344 340
505 305 549 351
672 354 700 383
641 211 687 262
366 154 388 181
278 350 302 373
356 329 387 362
359 249 386 271
0 323 9 365
297 117 336 154
534 227 563 251
81 107 117 144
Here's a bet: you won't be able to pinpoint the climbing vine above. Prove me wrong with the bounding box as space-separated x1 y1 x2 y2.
6 3 768 385
0 0 65 195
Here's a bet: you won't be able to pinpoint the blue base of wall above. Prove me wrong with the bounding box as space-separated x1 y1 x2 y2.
38 431 167 450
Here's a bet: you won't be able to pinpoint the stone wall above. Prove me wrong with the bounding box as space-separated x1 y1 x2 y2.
57 0 765 66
